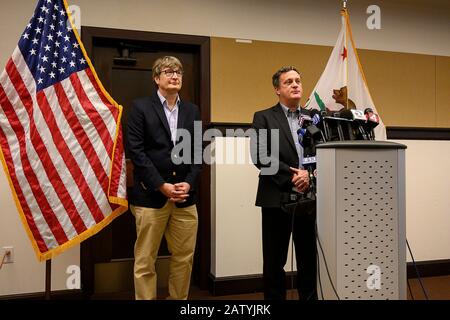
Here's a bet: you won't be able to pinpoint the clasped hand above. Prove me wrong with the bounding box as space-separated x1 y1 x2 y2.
159 182 191 203
289 167 309 193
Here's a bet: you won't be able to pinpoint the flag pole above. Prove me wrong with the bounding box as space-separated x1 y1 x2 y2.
45 259 52 300
342 0 349 109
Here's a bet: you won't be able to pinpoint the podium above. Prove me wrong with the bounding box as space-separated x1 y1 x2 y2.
316 141 407 300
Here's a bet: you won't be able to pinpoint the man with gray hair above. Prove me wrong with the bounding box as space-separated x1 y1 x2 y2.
127 56 201 300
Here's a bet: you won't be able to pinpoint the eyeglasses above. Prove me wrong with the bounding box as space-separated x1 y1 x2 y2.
161 69 184 77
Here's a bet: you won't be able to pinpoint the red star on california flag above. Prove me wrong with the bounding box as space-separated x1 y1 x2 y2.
341 47 347 61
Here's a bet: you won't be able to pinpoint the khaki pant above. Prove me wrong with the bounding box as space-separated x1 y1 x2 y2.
130 201 198 300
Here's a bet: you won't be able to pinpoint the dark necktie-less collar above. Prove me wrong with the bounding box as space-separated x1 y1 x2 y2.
287 109 300 118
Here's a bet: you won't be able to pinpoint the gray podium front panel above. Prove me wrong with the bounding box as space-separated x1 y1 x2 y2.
316 142 406 300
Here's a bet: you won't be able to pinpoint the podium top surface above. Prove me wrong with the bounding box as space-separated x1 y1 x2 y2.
316 141 407 149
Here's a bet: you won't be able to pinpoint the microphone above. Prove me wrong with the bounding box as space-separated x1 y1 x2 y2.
338 109 354 121
309 109 322 126
296 126 316 197
298 113 312 129
296 111 323 199
301 153 317 199
322 109 353 141
298 112 325 153
309 109 332 141
365 108 380 125
301 110 326 142
350 108 367 122
339 108 370 140
350 109 370 140
337 109 358 141
297 127 307 147
364 108 380 140
297 124 316 160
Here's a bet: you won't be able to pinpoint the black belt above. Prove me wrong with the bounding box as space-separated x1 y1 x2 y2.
281 191 317 204
281 192 317 216
280 191 304 204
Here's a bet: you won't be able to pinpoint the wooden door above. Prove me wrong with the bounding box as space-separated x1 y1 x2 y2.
80 27 210 298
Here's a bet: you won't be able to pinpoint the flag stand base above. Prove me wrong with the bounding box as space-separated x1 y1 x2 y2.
45 259 51 300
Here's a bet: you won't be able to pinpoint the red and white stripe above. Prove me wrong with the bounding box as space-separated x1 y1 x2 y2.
0 47 127 253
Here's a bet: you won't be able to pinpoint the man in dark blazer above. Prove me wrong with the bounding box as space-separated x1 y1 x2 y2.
251 66 317 300
127 56 201 300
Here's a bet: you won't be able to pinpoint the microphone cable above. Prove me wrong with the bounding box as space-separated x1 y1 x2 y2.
406 239 429 300
288 201 297 300
288 197 319 301
407 276 415 300
316 232 324 300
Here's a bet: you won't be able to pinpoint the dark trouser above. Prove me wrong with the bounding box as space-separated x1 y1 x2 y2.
262 205 317 300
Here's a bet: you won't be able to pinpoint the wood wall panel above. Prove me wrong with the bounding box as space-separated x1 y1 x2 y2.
211 37 331 123
436 56 450 127
358 50 436 127
211 37 449 128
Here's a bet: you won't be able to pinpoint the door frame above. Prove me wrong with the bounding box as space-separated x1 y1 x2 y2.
80 26 211 296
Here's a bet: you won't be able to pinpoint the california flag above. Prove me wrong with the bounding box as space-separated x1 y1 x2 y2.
305 9 386 141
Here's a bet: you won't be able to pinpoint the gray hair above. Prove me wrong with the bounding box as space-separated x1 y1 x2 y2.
272 66 301 88
152 56 183 79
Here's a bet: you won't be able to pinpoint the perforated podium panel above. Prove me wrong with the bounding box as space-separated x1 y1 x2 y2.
316 141 407 300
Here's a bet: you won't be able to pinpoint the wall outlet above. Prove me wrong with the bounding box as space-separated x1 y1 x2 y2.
2 247 14 264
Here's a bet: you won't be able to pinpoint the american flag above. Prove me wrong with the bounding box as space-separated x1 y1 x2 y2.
0 0 128 261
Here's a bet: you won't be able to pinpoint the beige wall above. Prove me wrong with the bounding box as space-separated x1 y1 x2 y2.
0 0 449 295
395 139 450 261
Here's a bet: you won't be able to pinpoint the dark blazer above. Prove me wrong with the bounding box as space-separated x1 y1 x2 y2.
127 94 202 208
251 103 311 208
